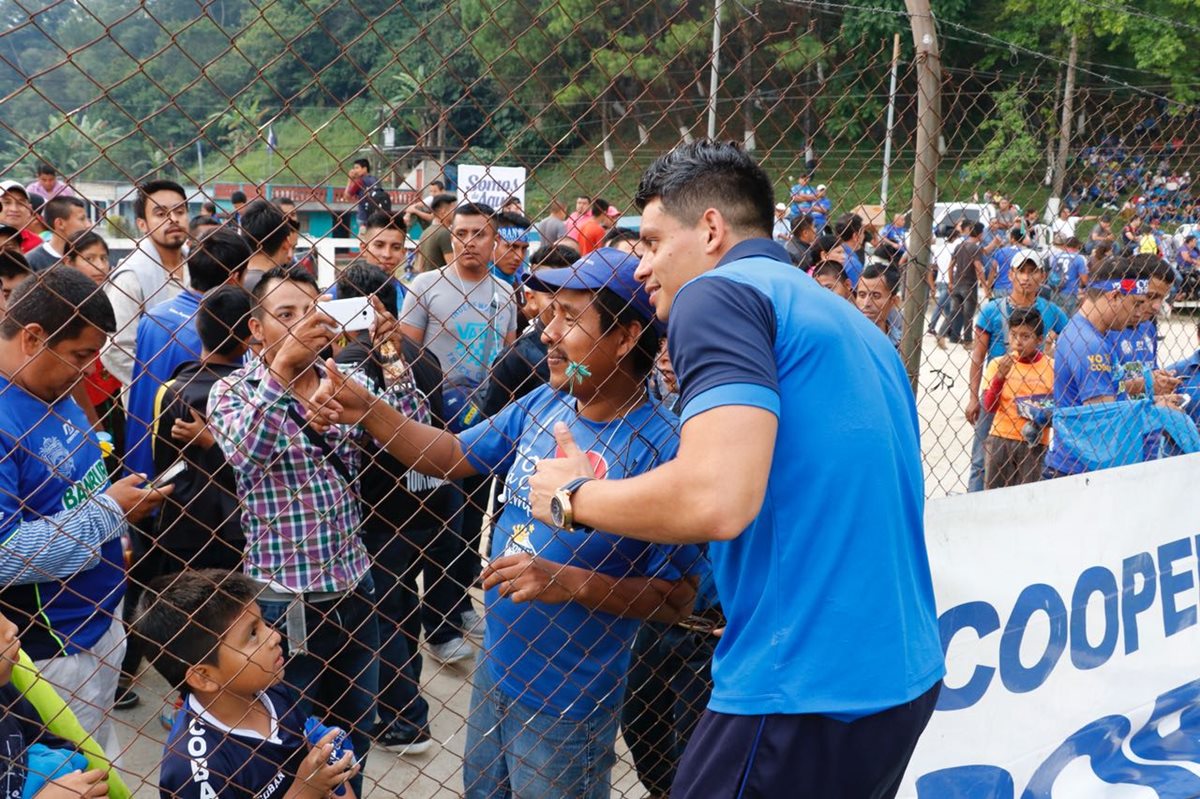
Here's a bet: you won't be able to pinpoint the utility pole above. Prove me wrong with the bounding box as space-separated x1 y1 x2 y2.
881 32 902 210
899 0 942 392
707 0 723 139
1050 29 1079 214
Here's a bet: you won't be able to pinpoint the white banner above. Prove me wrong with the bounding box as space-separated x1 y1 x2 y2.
902 453 1200 798
457 164 526 210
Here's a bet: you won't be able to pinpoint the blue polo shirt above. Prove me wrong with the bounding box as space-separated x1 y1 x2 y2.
1050 250 1088 294
1047 314 1121 474
974 296 1069 362
989 244 1019 292
842 244 863 287
459 384 696 718
668 239 944 719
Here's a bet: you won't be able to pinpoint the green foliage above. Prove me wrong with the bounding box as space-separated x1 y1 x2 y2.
963 87 1042 186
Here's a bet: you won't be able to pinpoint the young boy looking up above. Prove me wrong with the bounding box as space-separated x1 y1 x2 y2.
982 308 1055 489
136 570 359 799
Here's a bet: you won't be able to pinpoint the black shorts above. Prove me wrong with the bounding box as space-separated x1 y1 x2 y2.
672 681 941 799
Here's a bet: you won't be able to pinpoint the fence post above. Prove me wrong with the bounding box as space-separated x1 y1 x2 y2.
900 0 942 392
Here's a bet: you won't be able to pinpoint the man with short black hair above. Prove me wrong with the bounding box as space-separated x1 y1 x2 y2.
0 250 32 310
835 212 865 286
413 193 457 273
565 195 591 242
0 266 169 756
492 211 532 284
25 163 78 202
938 221 986 347
241 198 296 292
528 141 943 798
229 190 247 226
26 196 89 271
359 211 409 280
785 213 817 266
102 179 190 388
855 263 902 349
535 199 567 245
577 199 617 255
345 158 380 228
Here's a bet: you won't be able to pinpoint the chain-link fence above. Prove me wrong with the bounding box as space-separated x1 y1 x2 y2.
2 0 1200 797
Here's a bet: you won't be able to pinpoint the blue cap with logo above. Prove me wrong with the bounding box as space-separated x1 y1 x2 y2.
525 247 662 331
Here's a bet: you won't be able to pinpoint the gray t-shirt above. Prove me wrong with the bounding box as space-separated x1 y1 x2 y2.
535 215 567 245
400 267 517 387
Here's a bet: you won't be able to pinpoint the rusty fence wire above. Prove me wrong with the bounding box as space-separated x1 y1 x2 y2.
2 0 1200 797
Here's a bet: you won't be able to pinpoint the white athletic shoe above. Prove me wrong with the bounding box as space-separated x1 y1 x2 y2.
427 636 473 665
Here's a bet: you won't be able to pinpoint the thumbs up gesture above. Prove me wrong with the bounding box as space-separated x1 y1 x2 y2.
529 422 598 526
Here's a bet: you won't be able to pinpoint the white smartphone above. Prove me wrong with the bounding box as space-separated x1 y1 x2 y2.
319 297 375 332
150 461 186 489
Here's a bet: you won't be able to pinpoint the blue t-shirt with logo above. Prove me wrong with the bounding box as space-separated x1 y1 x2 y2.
842 244 864 287
1109 320 1158 376
459 384 695 718
1047 314 1121 474
667 239 944 719
0 378 123 658
1050 250 1088 294
974 296 1069 362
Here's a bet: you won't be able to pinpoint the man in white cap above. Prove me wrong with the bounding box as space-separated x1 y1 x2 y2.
772 203 790 243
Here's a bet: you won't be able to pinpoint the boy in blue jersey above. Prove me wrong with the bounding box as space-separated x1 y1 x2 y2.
0 267 169 756
964 250 1068 491
315 248 699 798
528 141 944 798
987 228 1023 299
136 570 358 799
1045 256 1167 478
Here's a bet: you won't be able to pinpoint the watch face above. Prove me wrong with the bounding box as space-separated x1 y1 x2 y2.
550 495 565 527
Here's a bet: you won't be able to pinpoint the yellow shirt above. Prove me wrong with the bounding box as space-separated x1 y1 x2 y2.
985 354 1055 443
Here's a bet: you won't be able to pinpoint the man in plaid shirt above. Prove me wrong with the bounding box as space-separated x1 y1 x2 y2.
209 264 414 788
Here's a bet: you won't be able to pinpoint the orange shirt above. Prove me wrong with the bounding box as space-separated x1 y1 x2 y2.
577 218 607 255
984 353 1055 443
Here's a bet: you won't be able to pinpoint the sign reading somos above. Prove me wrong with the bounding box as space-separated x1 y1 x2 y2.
900 453 1200 797
457 165 526 210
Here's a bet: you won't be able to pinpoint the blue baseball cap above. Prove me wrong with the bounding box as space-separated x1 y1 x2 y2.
526 247 663 331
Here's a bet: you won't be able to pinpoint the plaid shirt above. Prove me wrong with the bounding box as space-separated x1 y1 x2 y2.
209 358 394 593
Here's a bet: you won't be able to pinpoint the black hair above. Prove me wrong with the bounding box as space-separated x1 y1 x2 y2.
275 197 296 208
495 211 532 231
134 570 260 692
1185 234 1196 244
187 228 250 292
134 180 187 220
0 250 32 280
791 213 815 238
589 198 611 217
64 230 108 261
1086 255 1140 295
363 211 406 234
1009 227 1024 243
1008 306 1045 337
1130 253 1175 285
352 158 370 171
814 233 842 258
250 264 320 318
230 190 247 204
189 215 220 235
239 199 290 256
200 201 218 215
430 180 445 190
454 201 496 221
635 140 774 236
813 259 849 283
42 196 86 229
529 244 578 269
970 221 986 237
836 213 863 243
430 193 458 213
601 226 639 248
0 265 115 342
197 285 253 356
592 287 660 379
859 262 900 294
36 163 55 177
1064 236 1082 249
337 261 398 315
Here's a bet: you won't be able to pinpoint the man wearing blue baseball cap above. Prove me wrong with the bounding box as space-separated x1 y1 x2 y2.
316 247 702 798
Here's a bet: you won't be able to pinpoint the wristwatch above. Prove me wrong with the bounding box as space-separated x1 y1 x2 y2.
550 477 595 531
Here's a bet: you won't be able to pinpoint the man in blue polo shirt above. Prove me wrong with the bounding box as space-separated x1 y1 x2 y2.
528 142 944 798
0 267 168 756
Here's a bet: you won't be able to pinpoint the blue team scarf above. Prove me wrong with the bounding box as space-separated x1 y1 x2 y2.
1090 278 1148 295
498 226 531 243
